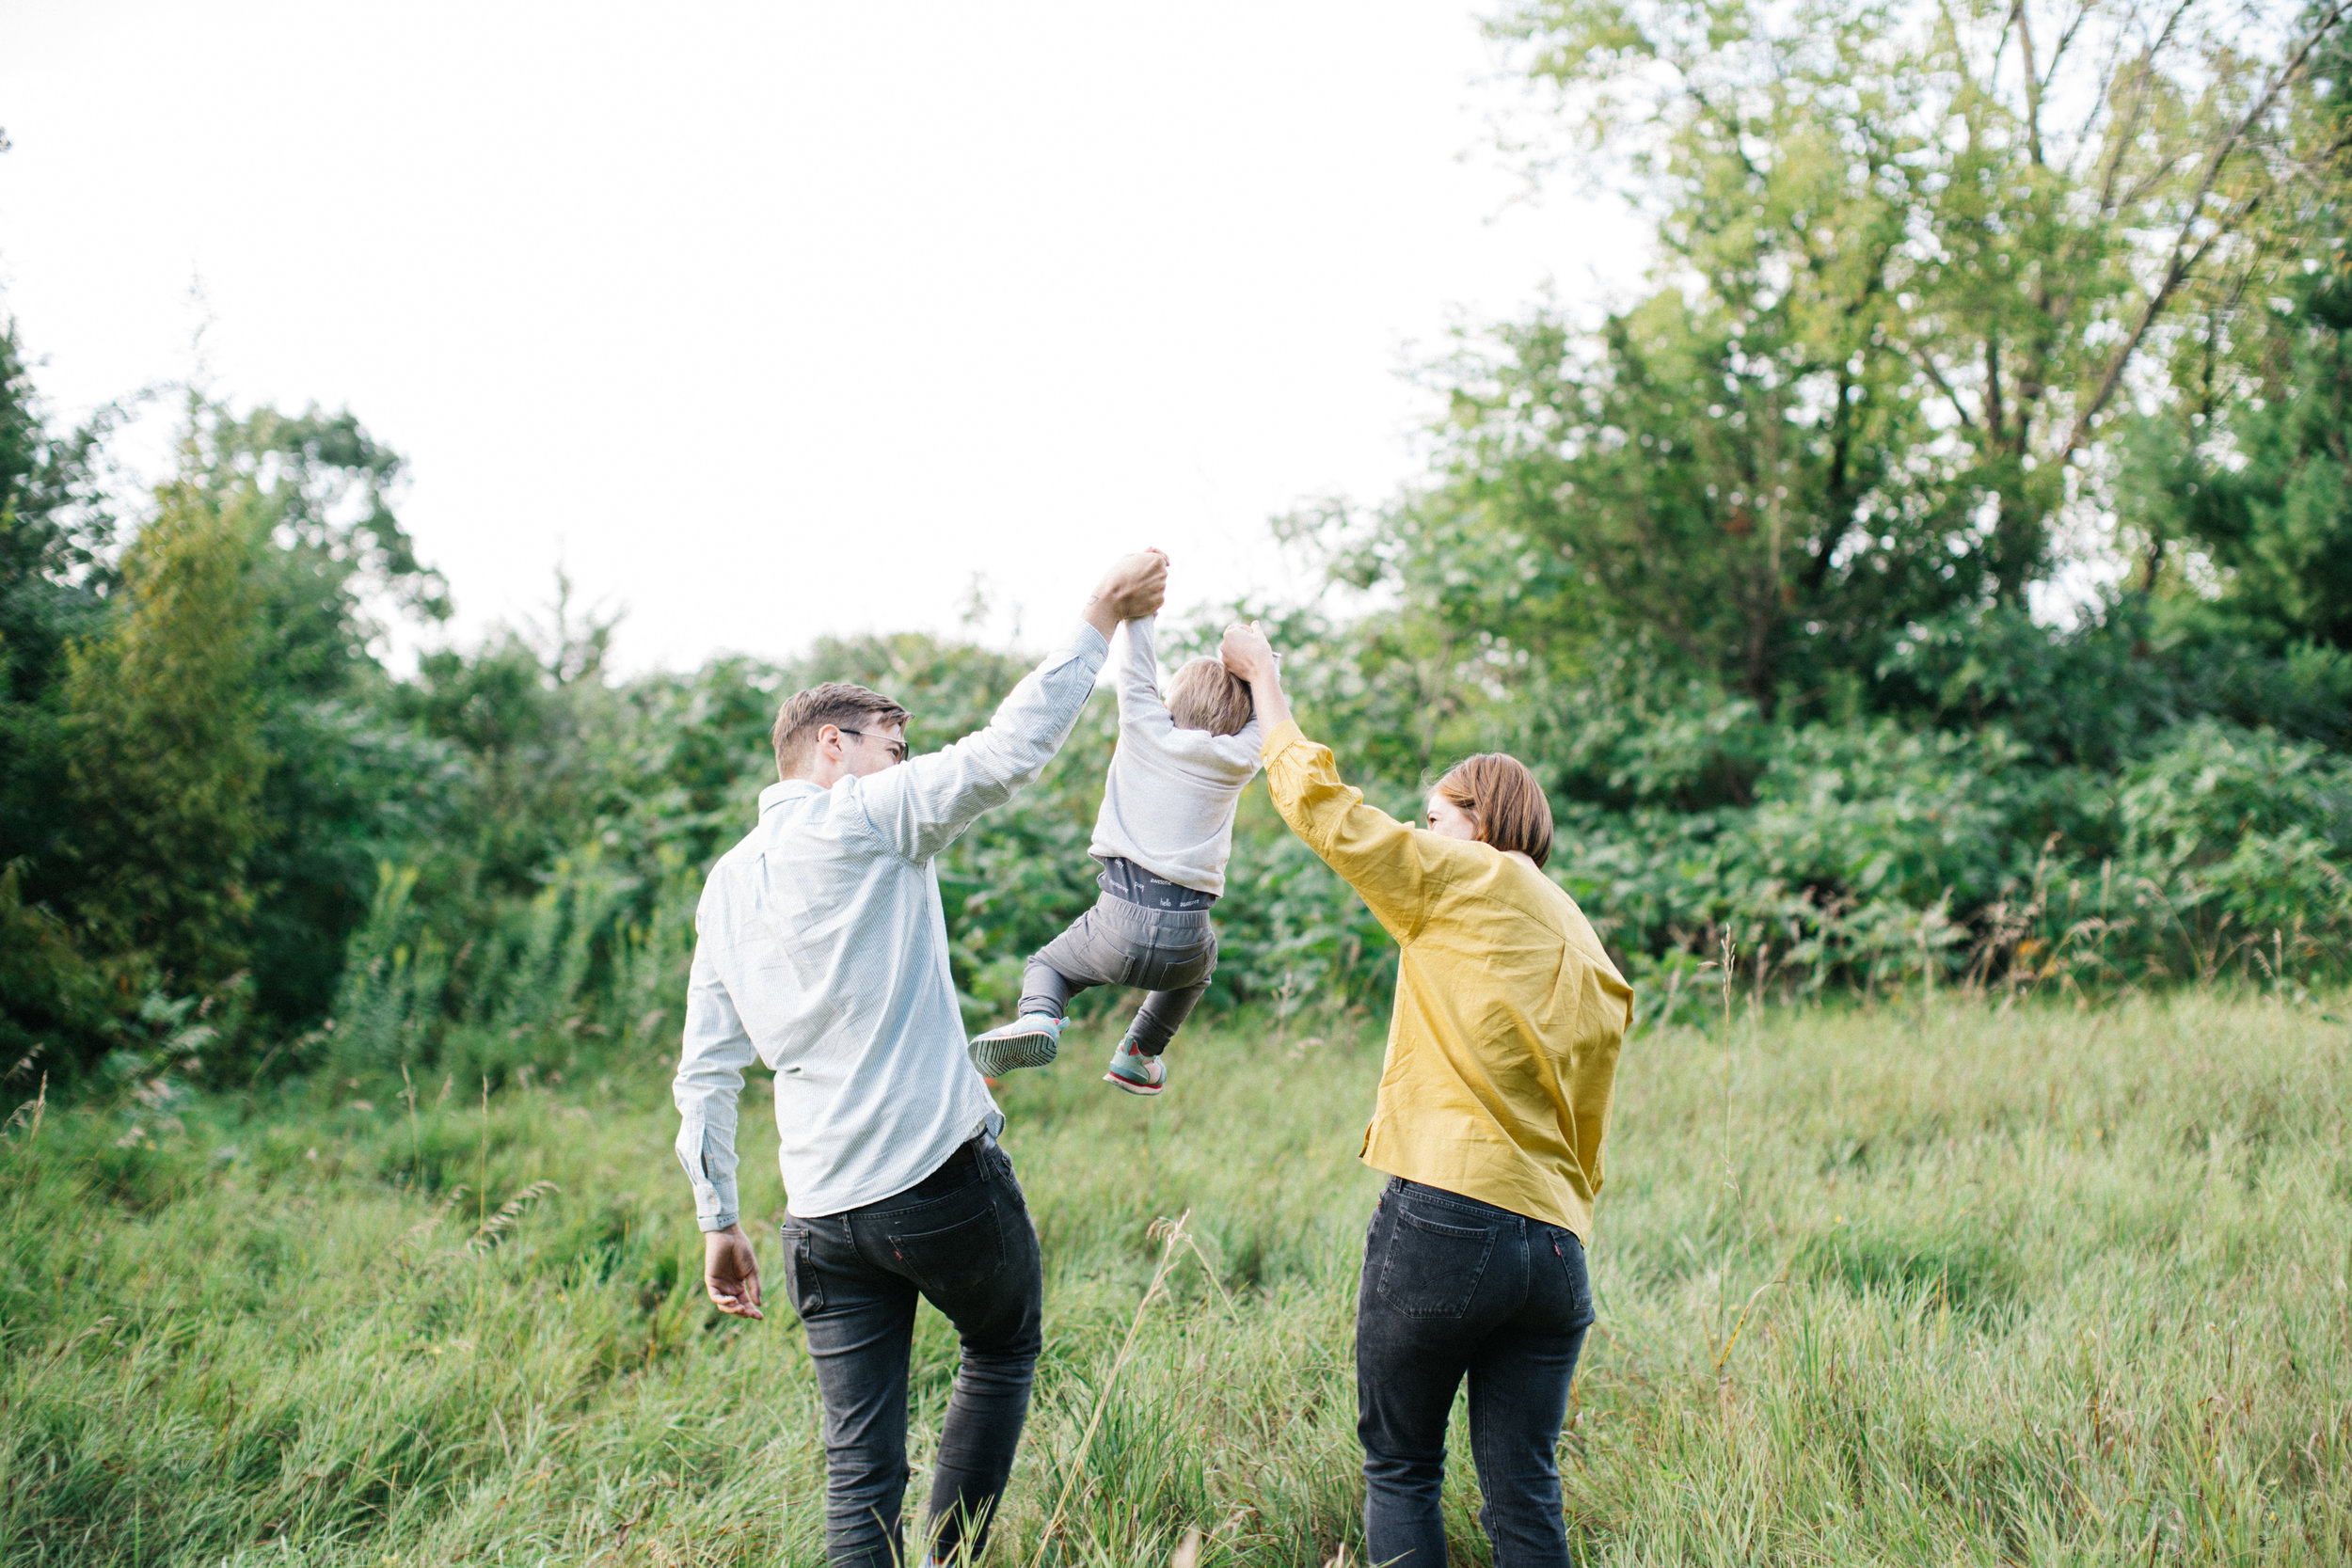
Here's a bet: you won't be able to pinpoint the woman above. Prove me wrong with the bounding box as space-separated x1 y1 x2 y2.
1219 622 1631 1568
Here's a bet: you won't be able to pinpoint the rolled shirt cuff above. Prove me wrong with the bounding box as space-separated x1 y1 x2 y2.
675 1117 740 1235
1059 619 1111 665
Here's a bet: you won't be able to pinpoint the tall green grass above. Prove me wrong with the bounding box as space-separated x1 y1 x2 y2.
3 989 2347 1564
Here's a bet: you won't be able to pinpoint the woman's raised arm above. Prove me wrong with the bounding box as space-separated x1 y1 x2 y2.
1222 623 1455 942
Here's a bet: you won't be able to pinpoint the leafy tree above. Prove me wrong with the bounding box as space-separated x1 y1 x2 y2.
3 351 458 1056
1331 0 2349 710
1343 290 1951 710
199 404 453 1024
396 572 623 912
0 317 151 1083
2122 260 2352 653
1 321 127 883
59 461 268 989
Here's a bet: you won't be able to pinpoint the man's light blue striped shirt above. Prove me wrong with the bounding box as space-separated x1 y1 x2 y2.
673 622 1108 1227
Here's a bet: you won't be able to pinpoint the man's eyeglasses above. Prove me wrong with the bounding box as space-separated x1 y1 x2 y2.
834 727 908 764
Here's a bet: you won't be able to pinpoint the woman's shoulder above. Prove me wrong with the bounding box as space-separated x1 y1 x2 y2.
1415 845 1566 934
1441 853 1617 955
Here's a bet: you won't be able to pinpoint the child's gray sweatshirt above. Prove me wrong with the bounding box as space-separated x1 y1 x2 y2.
1088 616 1262 895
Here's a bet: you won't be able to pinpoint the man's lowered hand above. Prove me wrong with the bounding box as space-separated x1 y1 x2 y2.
705 1224 764 1320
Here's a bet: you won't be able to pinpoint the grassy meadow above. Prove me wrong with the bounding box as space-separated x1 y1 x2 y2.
3 988 2349 1566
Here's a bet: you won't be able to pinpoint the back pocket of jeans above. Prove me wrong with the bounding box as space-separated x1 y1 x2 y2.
887 1205 1007 1301
1376 1206 1495 1319
1546 1227 1595 1329
780 1223 824 1319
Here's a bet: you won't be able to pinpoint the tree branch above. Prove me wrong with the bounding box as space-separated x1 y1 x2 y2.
2060 0 2350 460
1985 338 2008 447
2040 0 2096 95
1899 341 1979 432
2013 0 2047 166
2093 0 2199 216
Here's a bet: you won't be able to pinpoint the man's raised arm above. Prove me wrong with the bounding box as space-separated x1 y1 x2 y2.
857 551 1168 864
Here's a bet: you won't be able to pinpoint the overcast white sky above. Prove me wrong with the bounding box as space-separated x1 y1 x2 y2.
0 1 1644 672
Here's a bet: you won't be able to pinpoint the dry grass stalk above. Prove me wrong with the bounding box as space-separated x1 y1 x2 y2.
469 1180 560 1253
1028 1209 1199 1568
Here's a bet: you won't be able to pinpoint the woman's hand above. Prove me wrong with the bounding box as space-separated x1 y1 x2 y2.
1219 621 1279 683
1220 621 1292 733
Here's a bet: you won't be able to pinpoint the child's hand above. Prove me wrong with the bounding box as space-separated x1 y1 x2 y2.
1219 621 1279 683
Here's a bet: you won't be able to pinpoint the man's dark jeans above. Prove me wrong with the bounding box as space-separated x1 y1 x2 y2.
1356 1176 1596 1568
781 1135 1044 1568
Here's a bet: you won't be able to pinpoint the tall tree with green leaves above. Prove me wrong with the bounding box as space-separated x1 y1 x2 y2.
60 454 269 989
198 404 454 1022
2122 261 2352 648
3 350 465 1063
2116 22 2352 648
1 319 125 877
1330 0 2348 711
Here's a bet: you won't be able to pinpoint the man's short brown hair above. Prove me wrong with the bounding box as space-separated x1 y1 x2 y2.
1166 657 1254 736
772 682 912 778
1434 752 1555 868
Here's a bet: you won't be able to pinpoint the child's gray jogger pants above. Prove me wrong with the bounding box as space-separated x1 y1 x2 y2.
1017 894 1216 1055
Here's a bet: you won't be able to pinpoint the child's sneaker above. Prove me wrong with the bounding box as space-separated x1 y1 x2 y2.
971 1013 1063 1078
1103 1038 1167 1096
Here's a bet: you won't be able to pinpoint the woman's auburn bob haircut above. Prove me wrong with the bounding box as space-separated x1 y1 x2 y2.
1433 752 1555 869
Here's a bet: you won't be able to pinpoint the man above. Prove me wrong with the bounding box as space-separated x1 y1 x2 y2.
673 549 1168 1568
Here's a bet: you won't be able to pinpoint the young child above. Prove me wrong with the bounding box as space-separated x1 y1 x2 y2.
970 613 1261 1095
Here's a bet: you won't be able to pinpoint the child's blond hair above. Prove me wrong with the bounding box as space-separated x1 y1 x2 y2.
1166 657 1253 736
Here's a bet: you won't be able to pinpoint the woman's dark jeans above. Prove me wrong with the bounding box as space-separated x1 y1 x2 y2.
1356 1177 1596 1568
781 1137 1044 1568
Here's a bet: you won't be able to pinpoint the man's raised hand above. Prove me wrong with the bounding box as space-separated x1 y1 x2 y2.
1084 550 1170 639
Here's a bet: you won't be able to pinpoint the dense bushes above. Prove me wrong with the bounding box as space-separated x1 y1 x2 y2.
5 375 2352 1101
1549 705 2352 1017
299 601 2352 1091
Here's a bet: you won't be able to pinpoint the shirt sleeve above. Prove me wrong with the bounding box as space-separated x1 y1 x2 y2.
853 621 1110 863
1215 714 1265 774
1116 616 1176 736
1260 719 1449 943
673 923 756 1232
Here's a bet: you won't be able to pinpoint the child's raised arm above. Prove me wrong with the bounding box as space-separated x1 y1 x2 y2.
1117 614 1176 734
1218 621 1291 734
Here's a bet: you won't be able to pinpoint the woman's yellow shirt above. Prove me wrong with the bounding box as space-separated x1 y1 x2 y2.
1261 721 1631 1243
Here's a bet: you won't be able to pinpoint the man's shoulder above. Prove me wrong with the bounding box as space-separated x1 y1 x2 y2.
709 827 765 872
696 827 765 908
716 785 893 872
